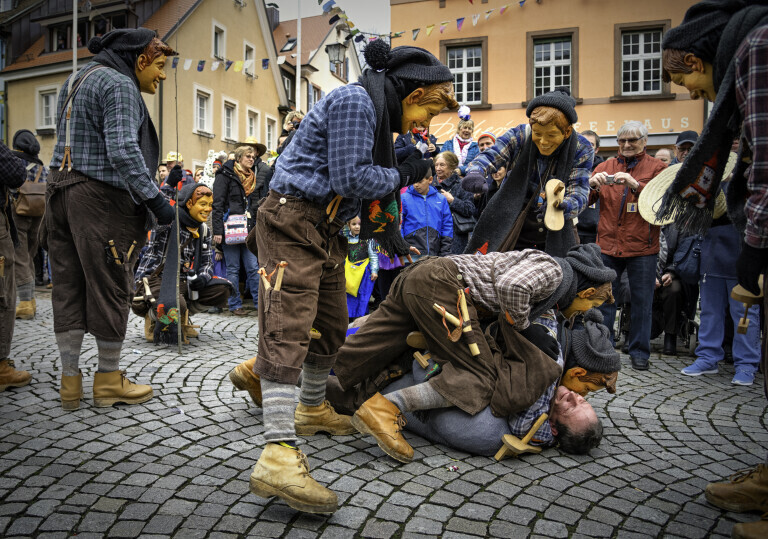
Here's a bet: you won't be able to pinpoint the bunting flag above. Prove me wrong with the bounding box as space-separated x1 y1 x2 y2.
412 28 420 41
426 24 435 36
233 60 243 72
172 57 179 68
500 4 508 14
472 13 480 26
392 31 404 38
468 0 473 4
519 0 526 5
225 60 233 70
329 14 340 24
197 60 205 71
211 60 220 71
485 9 494 20
262 58 269 69
183 59 192 70
439 21 449 33
457 17 465 31
322 0 336 13
355 34 365 42
317 0 323 4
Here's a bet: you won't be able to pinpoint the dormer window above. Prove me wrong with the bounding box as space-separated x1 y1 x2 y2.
280 38 297 53
50 20 87 51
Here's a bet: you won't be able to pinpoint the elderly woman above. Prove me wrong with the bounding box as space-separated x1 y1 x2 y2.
440 119 479 176
433 151 477 254
212 146 262 316
588 121 667 371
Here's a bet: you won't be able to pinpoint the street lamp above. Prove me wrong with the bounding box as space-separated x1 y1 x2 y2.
325 41 347 65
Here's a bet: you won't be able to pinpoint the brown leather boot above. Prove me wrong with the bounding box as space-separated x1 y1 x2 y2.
0 359 31 392
60 371 83 410
705 465 768 513
229 357 262 406
295 401 356 436
351 392 413 463
15 299 35 320
93 371 153 407
249 443 338 513
733 515 768 539
144 315 155 343
182 311 199 339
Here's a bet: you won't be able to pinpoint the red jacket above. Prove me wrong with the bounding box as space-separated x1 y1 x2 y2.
588 152 667 258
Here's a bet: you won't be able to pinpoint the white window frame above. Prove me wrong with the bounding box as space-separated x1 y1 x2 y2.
222 96 239 143
193 83 214 136
246 106 261 139
212 20 227 60
266 115 278 152
36 84 59 130
283 76 292 99
621 29 663 96
446 45 482 106
533 38 572 97
244 40 255 77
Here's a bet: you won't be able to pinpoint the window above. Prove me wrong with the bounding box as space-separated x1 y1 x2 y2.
283 76 293 101
92 13 126 37
446 45 482 105
621 29 662 95
194 85 213 135
533 38 571 97
223 99 238 141
307 85 322 110
247 108 260 138
244 42 255 76
266 117 277 151
37 86 58 130
49 20 88 51
212 22 226 60
280 38 297 53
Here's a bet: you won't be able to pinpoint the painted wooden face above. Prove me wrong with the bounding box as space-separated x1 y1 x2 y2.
135 54 167 95
186 193 213 223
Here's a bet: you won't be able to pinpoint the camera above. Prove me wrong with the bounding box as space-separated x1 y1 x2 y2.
604 174 615 185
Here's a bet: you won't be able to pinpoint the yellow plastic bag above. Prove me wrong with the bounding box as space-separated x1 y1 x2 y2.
345 257 369 297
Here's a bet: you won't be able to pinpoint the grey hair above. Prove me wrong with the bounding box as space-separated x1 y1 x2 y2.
617 121 648 140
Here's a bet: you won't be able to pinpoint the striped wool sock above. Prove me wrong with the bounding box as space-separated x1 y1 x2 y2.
56 330 85 377
385 383 452 413
261 379 297 444
96 339 122 373
17 281 34 301
298 361 330 407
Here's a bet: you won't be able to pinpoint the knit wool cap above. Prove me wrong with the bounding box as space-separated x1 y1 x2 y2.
364 41 454 100
570 309 622 373
564 243 616 291
530 256 576 320
88 28 156 54
478 132 496 144
11 129 42 164
178 181 212 209
526 86 578 124
661 0 747 63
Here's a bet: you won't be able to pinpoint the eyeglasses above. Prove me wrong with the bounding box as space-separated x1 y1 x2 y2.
617 137 644 144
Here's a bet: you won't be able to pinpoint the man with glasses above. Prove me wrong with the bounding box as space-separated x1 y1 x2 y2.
672 130 698 164
587 121 667 371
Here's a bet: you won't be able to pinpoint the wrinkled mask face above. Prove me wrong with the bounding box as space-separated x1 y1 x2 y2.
186 193 213 223
532 122 567 156
401 88 447 136
561 368 605 397
135 54 167 95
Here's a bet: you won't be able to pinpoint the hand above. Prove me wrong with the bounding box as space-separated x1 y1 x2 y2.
589 175 602 189
655 278 661 289
661 272 673 287
146 192 174 225
454 168 462 176
440 190 454 204
215 251 223 261
409 246 421 256
213 235 223 245
737 243 768 295
188 273 210 291
428 143 436 153
165 165 184 189
615 171 639 190
520 323 559 360
371 273 378 282
396 152 432 189
462 171 488 194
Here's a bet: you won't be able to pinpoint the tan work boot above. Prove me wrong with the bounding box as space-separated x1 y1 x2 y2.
61 371 83 410
733 515 768 539
182 312 199 339
249 443 338 513
229 356 262 406
15 299 35 320
705 465 768 513
351 392 413 463
0 359 31 392
295 400 356 436
93 371 153 407
144 315 155 343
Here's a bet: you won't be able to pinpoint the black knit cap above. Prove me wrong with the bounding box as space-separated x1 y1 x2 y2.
526 86 578 124
565 243 616 291
12 129 41 164
661 0 747 63
88 28 157 55
363 40 453 100
570 309 622 373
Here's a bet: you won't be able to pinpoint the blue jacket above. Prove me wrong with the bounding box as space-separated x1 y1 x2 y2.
440 138 480 176
401 185 453 258
395 132 438 164
700 223 741 280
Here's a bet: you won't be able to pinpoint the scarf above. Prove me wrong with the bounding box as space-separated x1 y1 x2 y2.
234 162 256 196
453 135 472 166
656 5 768 234
466 126 579 257
356 76 413 257
616 152 642 170
91 48 159 196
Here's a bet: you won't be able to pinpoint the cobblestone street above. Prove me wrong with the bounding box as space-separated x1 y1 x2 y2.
1 293 766 538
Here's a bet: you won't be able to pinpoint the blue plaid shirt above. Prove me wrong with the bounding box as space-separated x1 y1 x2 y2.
465 124 593 219
135 224 214 284
270 84 400 222
21 161 48 183
50 62 160 202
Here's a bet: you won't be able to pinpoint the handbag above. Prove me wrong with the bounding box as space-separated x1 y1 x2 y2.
672 234 704 284
13 167 45 217
224 214 248 245
452 211 477 234
345 257 369 296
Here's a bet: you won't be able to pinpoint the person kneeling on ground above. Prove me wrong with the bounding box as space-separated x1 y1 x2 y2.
133 183 233 343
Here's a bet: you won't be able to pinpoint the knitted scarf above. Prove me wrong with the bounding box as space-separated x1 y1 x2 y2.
234 162 256 196
656 5 768 234
356 76 413 257
453 135 472 166
466 126 579 257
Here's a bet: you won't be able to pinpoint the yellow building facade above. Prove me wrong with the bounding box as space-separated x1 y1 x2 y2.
391 0 702 151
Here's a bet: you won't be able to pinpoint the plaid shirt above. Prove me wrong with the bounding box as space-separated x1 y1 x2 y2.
507 312 561 447
736 26 768 249
21 161 48 183
0 143 26 189
464 124 593 219
50 62 159 202
135 224 214 284
269 84 400 222
449 249 563 330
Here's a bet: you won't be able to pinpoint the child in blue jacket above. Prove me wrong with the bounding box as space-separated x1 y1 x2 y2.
401 167 453 261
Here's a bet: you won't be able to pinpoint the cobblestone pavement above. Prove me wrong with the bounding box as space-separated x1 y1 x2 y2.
1 293 766 538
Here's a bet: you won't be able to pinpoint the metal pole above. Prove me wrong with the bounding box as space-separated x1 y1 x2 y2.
295 0 302 113
72 0 77 75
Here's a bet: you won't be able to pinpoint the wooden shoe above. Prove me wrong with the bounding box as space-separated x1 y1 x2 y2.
351 393 413 463
61 371 83 410
295 401 356 436
229 356 262 406
93 371 153 407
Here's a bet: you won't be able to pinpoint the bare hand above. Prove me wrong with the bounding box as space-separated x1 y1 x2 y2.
428 143 436 153
615 171 639 190
590 172 608 187
371 273 378 282
661 272 673 287
655 278 661 289
454 168 462 176
440 190 455 204
213 234 223 245
409 246 421 256
215 252 223 261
